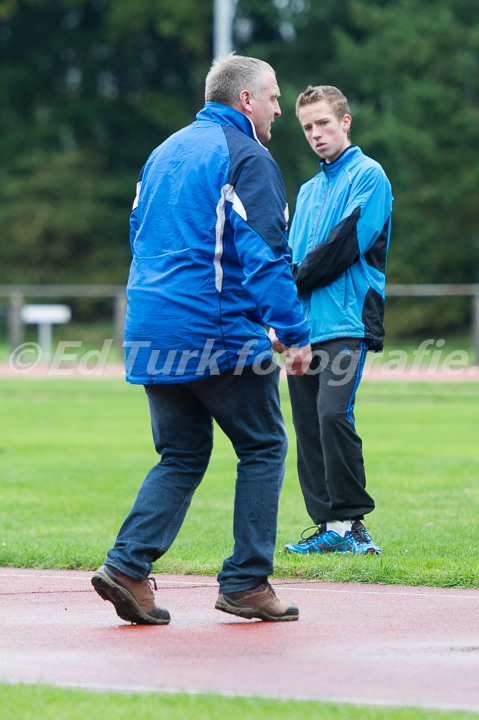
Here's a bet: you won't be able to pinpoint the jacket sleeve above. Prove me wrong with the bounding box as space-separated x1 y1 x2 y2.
228 150 310 347
129 165 145 254
292 166 392 295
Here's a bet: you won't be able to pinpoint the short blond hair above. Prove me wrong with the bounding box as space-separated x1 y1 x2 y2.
295 85 350 120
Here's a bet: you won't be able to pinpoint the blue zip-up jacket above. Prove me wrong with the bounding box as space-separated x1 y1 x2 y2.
124 102 310 384
288 145 393 349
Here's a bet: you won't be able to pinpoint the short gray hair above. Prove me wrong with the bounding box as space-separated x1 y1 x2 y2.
205 53 276 105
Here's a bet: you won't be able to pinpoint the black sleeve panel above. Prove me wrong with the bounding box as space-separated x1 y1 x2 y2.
291 207 361 295
364 218 390 274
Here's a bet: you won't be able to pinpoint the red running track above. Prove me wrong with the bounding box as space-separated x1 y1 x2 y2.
1 568 479 712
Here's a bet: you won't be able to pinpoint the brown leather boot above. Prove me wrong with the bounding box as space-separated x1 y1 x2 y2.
215 582 299 622
91 564 170 625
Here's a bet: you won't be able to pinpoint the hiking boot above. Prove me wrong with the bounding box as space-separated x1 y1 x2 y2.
346 520 382 555
215 582 298 622
91 564 170 625
284 524 354 554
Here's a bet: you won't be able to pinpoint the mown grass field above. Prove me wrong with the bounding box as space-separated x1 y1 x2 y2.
0 376 478 587
1 684 478 720
1 375 478 719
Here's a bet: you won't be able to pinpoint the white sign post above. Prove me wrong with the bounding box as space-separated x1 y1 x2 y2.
20 304 72 364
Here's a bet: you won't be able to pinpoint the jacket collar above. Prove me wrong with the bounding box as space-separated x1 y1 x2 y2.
197 102 259 143
319 145 361 175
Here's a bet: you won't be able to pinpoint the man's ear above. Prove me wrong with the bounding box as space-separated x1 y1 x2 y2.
238 89 253 114
342 114 352 134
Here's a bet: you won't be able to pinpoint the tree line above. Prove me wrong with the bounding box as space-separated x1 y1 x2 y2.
1 0 478 336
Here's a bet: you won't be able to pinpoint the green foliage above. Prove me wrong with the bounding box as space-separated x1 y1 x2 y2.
1 0 479 336
235 0 479 336
0 149 132 282
328 0 479 286
0 0 212 283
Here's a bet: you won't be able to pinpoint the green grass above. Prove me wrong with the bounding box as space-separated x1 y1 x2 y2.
0 376 478 587
1 377 478 717
0 685 477 720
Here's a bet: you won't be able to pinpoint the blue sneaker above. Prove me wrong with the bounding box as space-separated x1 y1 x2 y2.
284 525 355 554
346 520 382 555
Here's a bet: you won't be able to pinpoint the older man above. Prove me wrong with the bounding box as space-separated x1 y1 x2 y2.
91 55 311 625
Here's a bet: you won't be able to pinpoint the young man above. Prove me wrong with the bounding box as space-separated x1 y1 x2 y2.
273 85 392 555
91 55 311 625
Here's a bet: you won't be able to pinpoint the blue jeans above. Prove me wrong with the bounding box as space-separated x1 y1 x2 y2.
105 362 288 594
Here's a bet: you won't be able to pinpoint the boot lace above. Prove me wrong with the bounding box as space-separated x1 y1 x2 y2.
147 576 158 592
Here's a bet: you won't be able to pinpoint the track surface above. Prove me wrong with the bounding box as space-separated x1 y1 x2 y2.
1 568 479 712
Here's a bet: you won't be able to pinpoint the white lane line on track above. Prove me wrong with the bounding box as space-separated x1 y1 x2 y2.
1 572 479 599
0 572 217 587
277 585 479 599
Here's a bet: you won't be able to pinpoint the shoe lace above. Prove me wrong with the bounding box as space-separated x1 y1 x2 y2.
350 521 372 544
300 525 326 544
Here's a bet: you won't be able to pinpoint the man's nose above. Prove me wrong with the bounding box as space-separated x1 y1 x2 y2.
274 100 281 117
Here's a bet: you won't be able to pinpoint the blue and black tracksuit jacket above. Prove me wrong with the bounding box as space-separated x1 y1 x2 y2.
289 145 393 350
125 102 310 384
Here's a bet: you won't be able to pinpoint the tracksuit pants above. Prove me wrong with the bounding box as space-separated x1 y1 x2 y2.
286 337 375 525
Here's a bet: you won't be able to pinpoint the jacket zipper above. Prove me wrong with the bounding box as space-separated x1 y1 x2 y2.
310 174 330 252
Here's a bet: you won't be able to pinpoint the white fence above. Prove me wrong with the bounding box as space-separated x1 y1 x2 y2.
386 284 479 361
1 283 479 361
0 284 127 351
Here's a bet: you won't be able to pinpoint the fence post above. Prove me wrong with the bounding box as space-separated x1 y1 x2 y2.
113 293 127 354
472 294 479 365
8 291 24 353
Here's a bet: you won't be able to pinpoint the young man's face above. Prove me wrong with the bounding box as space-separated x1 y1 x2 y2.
249 71 281 143
298 100 351 163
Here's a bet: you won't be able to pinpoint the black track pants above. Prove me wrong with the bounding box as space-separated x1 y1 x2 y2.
286 337 375 524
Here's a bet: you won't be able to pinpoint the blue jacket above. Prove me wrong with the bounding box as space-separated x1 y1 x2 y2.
288 145 393 349
124 102 310 384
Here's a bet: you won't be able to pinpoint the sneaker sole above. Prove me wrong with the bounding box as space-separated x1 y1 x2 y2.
91 571 170 625
215 596 298 622
284 545 353 555
352 546 382 555
283 545 310 555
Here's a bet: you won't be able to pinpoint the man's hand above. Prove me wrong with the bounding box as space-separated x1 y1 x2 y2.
283 344 312 376
268 327 287 354
269 328 312 375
